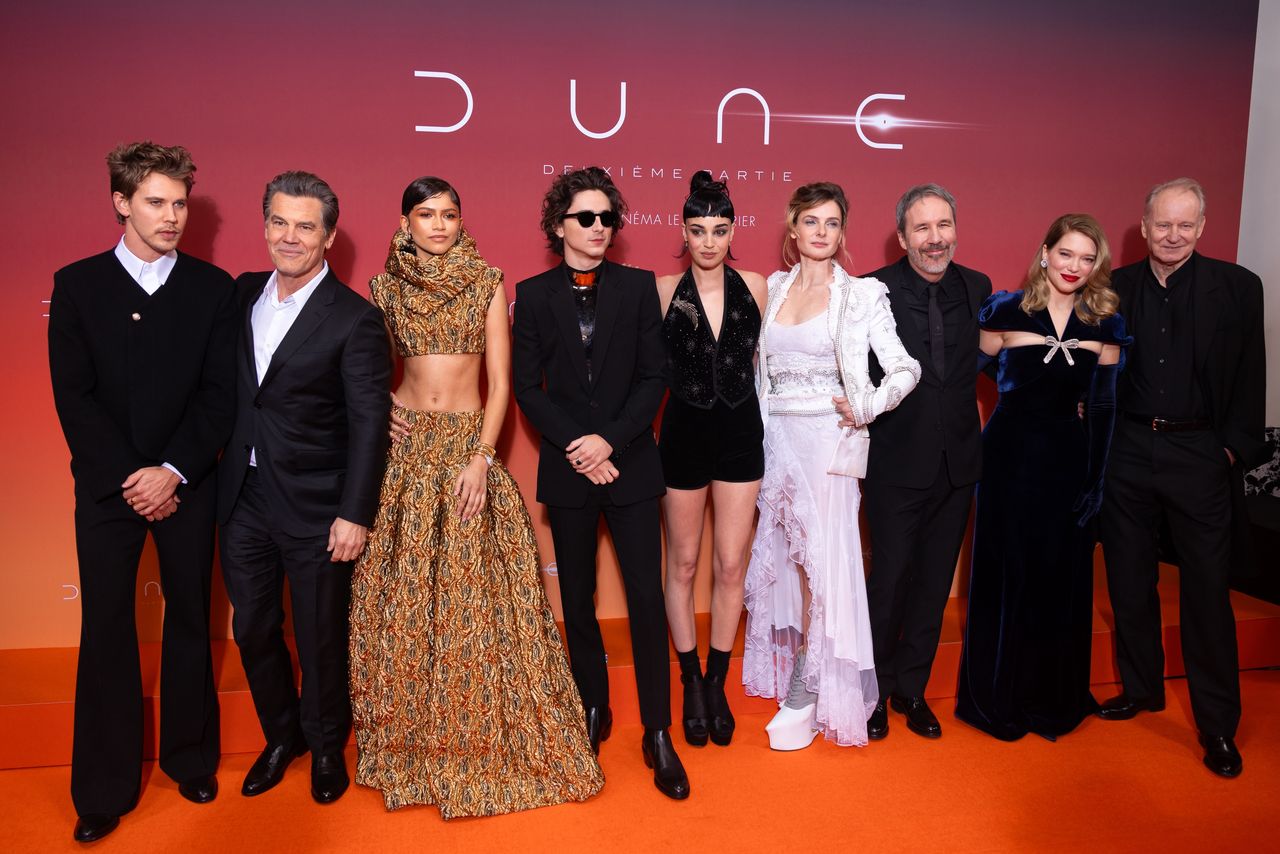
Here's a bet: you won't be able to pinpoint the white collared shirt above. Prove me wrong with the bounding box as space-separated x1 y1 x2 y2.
114 237 177 295
248 262 328 465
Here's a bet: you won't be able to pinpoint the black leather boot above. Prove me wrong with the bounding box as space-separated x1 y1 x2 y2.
642 728 691 800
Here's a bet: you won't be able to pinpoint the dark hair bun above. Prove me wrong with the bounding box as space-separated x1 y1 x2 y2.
690 169 725 195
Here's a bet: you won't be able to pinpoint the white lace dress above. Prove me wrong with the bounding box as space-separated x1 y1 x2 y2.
742 313 879 747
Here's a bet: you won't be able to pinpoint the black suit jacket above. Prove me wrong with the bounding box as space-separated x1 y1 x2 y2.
49 249 238 501
862 257 992 489
1112 253 1267 470
512 260 667 507
216 269 391 537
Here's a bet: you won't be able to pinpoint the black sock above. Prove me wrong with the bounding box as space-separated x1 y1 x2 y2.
705 647 731 680
676 647 702 679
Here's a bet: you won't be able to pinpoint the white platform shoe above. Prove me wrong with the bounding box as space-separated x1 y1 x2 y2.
766 650 818 751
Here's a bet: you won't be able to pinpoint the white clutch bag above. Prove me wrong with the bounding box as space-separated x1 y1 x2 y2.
827 426 870 478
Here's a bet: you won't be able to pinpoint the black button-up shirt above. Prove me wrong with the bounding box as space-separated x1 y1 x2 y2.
902 263 967 375
1122 255 1204 419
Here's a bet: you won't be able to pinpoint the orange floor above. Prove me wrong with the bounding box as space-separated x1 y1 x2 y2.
1 670 1277 853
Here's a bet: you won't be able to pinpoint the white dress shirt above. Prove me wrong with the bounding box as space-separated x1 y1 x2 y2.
248 262 329 465
114 238 185 482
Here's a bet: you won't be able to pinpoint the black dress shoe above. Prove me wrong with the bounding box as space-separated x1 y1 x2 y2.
641 728 691 800
1199 734 1243 778
178 774 218 804
585 706 613 755
704 673 735 746
1096 693 1166 721
73 813 119 843
867 701 889 740
242 741 307 796
889 695 942 739
681 671 709 746
311 752 349 804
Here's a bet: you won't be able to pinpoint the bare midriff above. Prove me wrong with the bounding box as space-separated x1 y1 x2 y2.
395 352 484 412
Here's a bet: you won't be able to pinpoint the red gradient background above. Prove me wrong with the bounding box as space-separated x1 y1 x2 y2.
0 0 1259 648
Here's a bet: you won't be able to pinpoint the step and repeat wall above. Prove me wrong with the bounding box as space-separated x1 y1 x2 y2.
0 0 1259 647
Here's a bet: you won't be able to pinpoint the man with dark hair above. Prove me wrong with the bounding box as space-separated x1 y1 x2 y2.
218 171 390 804
50 141 236 842
852 183 992 741
512 167 689 799
1098 178 1266 778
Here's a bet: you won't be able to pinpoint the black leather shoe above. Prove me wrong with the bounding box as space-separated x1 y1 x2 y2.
681 671 709 746
890 695 942 739
1199 734 1243 778
704 673 735 746
1096 693 1166 721
73 814 119 843
867 701 889 740
311 752 349 804
178 774 218 804
585 706 613 755
242 741 307 797
641 728 691 800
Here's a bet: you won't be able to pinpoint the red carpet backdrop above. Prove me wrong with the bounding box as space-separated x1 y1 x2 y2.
0 0 1259 648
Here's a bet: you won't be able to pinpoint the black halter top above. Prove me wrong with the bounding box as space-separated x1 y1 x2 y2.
661 266 760 409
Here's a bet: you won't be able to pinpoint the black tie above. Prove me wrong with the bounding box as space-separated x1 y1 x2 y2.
928 283 946 378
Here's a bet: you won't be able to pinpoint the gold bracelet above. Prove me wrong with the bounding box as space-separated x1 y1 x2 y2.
471 442 497 466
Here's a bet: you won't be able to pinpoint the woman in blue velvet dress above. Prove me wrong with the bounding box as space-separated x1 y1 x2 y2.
956 214 1129 741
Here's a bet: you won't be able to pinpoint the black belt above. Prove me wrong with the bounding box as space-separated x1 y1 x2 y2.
1124 413 1211 432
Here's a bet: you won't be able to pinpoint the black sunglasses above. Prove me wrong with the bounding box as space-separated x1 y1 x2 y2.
562 209 619 228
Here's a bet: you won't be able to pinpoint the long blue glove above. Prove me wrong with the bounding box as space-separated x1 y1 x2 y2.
1073 362 1119 527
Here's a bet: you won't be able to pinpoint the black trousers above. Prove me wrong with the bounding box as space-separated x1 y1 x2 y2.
70 475 219 817
864 459 974 699
219 468 353 755
546 491 671 729
1100 420 1240 736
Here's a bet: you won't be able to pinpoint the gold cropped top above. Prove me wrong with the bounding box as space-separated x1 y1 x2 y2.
370 229 504 356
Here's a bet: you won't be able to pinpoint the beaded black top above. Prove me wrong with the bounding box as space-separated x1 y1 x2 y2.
661 266 760 409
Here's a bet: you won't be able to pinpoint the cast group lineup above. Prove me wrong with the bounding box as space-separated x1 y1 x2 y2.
49 141 1266 843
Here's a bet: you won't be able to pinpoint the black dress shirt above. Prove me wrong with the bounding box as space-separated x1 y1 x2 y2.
902 264 968 373
1121 256 1204 419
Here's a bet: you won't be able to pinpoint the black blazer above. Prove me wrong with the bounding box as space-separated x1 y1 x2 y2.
512 260 667 507
49 249 238 501
1112 253 1267 470
217 270 391 537
862 257 992 489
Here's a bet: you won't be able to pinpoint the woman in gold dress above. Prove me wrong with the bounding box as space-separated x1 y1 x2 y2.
349 177 604 818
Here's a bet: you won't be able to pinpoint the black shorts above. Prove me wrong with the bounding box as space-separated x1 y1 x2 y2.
658 395 765 490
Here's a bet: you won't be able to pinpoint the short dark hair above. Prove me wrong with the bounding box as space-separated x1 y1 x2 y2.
895 183 957 234
539 167 628 255
107 141 196 224
401 176 460 216
262 170 339 233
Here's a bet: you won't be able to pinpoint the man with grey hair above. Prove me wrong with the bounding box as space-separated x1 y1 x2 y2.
218 171 391 803
1097 177 1265 778
853 184 992 740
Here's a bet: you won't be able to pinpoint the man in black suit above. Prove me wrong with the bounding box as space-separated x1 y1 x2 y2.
218 171 390 804
49 141 236 843
512 167 688 799
1098 178 1266 778
857 184 991 740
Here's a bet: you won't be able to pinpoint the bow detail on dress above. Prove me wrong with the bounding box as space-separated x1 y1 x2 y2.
1042 336 1081 366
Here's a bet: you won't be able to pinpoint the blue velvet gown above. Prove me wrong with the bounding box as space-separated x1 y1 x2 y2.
956 291 1129 741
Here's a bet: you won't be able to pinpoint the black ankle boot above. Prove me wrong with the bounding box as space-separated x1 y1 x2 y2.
704 672 735 746
681 671 709 746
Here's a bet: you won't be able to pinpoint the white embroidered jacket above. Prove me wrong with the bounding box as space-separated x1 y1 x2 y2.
756 262 921 453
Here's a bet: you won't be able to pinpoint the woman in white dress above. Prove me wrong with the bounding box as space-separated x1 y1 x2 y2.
743 182 921 749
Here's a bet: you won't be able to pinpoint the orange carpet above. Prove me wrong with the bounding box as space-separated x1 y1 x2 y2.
2 671 1277 853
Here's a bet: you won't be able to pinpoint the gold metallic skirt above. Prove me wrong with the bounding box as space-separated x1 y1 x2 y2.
349 409 603 817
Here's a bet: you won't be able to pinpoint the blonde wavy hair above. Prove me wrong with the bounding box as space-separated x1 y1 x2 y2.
1020 213 1118 324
